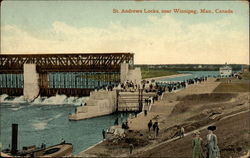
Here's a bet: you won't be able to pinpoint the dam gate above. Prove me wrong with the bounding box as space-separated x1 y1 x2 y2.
0 53 134 97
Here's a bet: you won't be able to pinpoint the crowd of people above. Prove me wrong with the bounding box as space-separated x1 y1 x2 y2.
99 75 220 156
156 76 208 93
92 75 209 96
121 80 138 90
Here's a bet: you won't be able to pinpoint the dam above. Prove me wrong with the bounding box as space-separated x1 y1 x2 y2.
0 53 134 98
0 53 157 119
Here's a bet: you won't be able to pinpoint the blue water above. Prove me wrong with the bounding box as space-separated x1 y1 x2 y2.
0 101 130 155
0 71 229 155
157 71 220 82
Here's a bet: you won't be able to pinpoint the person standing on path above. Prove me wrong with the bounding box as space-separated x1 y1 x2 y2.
206 126 220 158
192 131 204 158
148 120 153 132
129 143 134 154
114 117 119 125
102 129 106 139
155 126 160 137
180 127 185 138
153 121 158 131
144 109 147 116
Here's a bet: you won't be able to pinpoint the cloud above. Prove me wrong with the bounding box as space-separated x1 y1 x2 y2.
1 14 249 64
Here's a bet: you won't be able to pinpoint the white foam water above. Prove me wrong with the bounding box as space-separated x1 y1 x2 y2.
32 94 87 106
0 94 9 102
0 94 27 104
0 94 87 106
12 96 26 103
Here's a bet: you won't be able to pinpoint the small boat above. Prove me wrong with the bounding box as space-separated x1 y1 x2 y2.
1 124 73 157
1 143 73 157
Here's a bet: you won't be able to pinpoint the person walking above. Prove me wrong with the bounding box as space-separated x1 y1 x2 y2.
206 126 220 158
129 143 134 154
148 120 153 132
114 117 119 125
153 121 158 131
156 126 160 137
180 127 185 138
192 131 203 158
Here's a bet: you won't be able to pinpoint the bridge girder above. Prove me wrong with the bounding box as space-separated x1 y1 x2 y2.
0 53 134 73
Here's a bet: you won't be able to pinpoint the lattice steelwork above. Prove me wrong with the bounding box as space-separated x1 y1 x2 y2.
0 53 133 96
0 53 134 73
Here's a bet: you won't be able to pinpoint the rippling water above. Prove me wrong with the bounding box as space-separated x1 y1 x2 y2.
0 71 230 155
157 71 221 82
0 97 131 155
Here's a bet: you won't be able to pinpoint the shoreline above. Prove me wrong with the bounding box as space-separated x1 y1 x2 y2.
129 109 250 157
144 73 191 81
77 76 249 157
76 77 213 157
76 140 104 157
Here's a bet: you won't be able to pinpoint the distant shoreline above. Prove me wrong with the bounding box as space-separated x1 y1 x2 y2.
144 73 191 81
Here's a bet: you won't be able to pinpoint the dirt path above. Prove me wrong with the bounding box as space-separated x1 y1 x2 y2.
135 110 250 158
128 78 220 131
177 78 220 95
76 77 249 157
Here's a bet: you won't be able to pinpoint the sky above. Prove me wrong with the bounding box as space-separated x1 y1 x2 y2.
1 1 249 64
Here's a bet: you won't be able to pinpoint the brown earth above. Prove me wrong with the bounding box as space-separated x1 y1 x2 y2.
77 77 250 157
136 111 250 158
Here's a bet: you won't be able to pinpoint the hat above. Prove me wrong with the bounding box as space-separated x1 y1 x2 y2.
207 126 216 131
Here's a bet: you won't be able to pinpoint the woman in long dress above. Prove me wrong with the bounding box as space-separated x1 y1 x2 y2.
206 126 220 158
192 131 203 158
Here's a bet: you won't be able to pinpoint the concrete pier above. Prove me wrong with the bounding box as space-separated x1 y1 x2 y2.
68 90 117 120
68 89 157 120
120 63 142 84
69 63 146 120
23 64 39 101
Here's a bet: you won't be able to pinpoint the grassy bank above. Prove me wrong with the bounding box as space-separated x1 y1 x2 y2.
213 70 250 93
141 69 179 79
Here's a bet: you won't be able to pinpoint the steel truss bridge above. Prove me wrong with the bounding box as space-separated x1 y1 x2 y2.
0 53 134 96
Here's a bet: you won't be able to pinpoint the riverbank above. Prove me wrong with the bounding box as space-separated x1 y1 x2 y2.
136 110 250 158
141 69 179 79
144 73 191 81
77 76 249 157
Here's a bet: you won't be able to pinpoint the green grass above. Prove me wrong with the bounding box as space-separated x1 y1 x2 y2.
141 69 178 79
213 71 250 92
213 82 249 92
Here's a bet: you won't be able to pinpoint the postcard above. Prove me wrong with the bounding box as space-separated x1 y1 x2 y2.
0 1 249 158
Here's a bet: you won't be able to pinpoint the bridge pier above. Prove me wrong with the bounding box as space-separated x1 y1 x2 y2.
0 53 134 97
120 63 142 85
23 64 39 101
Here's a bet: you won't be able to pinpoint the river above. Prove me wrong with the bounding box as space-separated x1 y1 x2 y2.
0 95 131 155
0 71 225 155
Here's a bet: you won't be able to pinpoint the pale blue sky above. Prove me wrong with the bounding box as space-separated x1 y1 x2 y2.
1 1 249 64
2 1 248 30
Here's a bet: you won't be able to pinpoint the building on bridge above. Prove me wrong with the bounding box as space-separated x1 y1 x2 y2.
0 53 141 100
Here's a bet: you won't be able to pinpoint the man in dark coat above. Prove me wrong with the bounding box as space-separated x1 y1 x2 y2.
153 121 158 131
148 120 153 132
102 129 106 139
